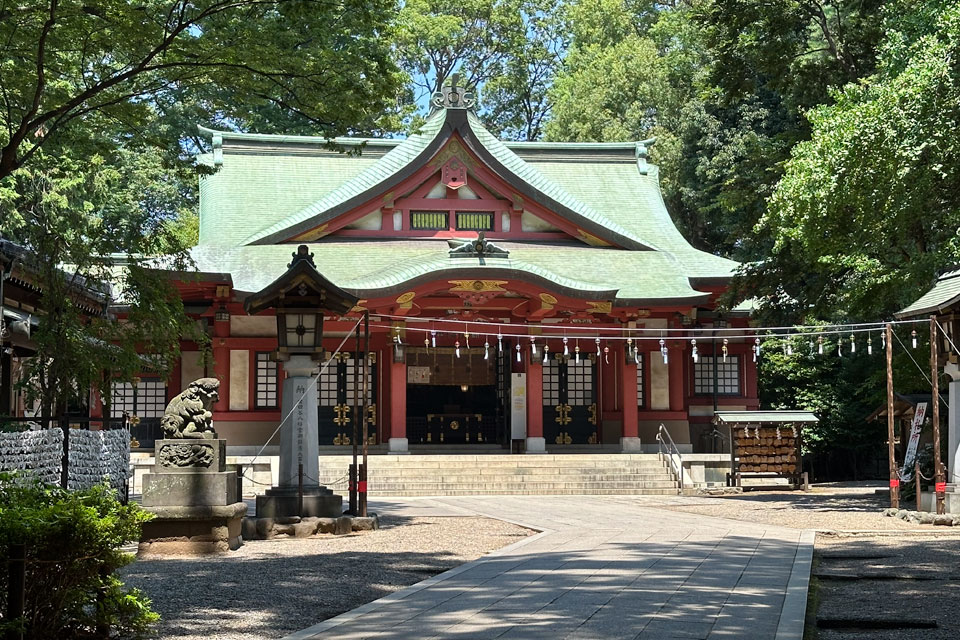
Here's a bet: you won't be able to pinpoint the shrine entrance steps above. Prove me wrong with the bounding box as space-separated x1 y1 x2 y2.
316 453 681 496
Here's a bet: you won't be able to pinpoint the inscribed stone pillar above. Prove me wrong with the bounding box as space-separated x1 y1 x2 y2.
525 359 545 453
278 355 320 491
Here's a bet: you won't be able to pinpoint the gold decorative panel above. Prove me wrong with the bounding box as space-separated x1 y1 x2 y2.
448 280 508 293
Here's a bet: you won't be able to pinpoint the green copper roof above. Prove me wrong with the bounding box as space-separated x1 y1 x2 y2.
231 109 656 250
238 114 449 246
197 151 381 247
897 269 960 318
190 240 709 303
194 108 743 302
528 161 737 280
463 112 656 251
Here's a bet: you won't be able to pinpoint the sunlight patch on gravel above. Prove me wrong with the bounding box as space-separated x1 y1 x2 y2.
121 516 532 640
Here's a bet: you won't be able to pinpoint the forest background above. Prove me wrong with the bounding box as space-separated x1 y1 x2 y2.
1 0 959 476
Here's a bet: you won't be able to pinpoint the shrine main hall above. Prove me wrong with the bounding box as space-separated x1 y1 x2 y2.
129 85 758 455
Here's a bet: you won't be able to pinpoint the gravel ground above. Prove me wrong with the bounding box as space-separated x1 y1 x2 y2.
651 483 922 531
120 515 532 640
811 534 960 639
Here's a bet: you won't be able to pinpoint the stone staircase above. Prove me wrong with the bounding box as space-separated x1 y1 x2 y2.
316 454 681 496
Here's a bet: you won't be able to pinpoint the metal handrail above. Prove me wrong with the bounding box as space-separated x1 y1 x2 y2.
656 423 684 493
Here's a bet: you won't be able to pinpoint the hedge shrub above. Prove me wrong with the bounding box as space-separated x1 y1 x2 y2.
0 477 158 638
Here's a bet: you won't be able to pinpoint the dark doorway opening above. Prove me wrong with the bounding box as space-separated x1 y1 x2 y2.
407 383 500 444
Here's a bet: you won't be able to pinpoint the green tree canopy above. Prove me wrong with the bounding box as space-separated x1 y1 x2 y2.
743 0 960 321
0 0 405 179
545 1 787 255
0 0 407 412
396 0 566 139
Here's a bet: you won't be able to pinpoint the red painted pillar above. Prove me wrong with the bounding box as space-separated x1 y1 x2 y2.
389 358 408 453
526 357 544 452
89 387 104 430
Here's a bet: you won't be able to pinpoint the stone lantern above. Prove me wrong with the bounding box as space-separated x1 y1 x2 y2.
245 245 357 518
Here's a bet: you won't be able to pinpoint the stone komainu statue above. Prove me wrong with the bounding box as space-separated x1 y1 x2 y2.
161 377 220 439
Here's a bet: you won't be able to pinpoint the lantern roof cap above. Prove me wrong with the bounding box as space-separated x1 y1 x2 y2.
243 244 358 315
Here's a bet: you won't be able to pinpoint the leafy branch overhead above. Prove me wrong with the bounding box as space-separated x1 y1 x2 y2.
0 0 404 179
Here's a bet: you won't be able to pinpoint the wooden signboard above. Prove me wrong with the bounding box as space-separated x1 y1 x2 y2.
733 425 801 477
717 411 817 490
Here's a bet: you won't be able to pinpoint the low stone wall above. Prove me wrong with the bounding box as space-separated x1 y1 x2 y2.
131 453 275 496
241 514 379 540
677 453 732 488
132 451 734 496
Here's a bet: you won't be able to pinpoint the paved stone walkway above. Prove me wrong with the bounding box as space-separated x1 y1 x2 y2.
286 496 813 640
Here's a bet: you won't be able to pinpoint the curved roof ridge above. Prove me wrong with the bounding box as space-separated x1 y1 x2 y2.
236 109 661 250
463 113 658 252
238 113 449 246
344 253 616 296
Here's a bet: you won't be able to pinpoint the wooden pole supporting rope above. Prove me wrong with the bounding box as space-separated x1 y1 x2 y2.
916 460 922 512
350 321 360 516
360 310 370 517
887 323 899 508
931 315 945 514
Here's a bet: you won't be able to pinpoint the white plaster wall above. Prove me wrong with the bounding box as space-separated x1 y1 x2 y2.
649 350 669 410
457 185 479 199
521 210 559 232
344 209 382 230
230 315 277 336
229 350 249 410
180 351 206 391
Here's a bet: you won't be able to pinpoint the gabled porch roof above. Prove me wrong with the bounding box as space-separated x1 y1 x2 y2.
227 109 655 250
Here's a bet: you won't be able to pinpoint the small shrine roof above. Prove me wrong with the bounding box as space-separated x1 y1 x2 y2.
897 269 960 318
713 410 819 425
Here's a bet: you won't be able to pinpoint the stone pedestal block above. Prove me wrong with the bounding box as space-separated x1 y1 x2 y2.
620 437 643 453
154 439 226 473
525 436 546 454
141 437 245 553
255 489 343 518
142 471 238 507
388 437 410 454
139 503 247 554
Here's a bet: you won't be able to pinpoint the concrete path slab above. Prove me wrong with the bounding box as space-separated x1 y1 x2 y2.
285 496 812 640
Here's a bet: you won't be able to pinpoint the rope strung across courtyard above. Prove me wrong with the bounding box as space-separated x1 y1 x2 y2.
238 317 362 487
364 315 944 367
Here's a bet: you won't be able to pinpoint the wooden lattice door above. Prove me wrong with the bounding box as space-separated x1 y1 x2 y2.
542 354 598 445
317 352 377 446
